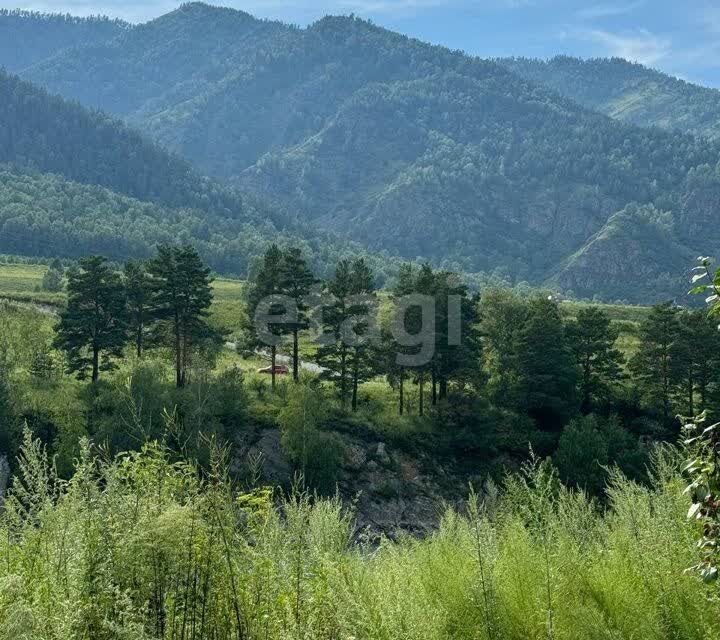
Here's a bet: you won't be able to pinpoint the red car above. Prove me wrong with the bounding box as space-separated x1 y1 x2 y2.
256 364 289 375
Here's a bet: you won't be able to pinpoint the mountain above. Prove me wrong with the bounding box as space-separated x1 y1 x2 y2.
0 10 128 72
500 56 720 141
0 69 247 216
0 69 396 280
5 4 720 301
547 203 696 301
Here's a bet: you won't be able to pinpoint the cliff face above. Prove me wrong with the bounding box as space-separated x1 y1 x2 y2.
548 203 696 303
234 423 502 537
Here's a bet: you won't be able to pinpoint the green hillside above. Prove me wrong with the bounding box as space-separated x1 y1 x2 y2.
5 5 720 301
500 56 720 140
0 9 127 72
0 70 399 280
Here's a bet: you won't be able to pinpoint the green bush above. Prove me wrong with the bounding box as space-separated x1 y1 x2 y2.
555 414 648 493
0 434 715 640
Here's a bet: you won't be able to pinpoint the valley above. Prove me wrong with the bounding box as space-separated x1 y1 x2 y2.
1 3 720 638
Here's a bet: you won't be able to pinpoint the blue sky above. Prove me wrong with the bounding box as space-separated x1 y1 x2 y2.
6 0 720 87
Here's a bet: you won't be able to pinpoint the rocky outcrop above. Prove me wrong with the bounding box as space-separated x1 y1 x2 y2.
234 424 486 538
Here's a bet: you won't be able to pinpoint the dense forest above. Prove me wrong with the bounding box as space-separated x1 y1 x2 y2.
5 4 720 301
501 55 720 140
0 71 409 281
0 9 127 72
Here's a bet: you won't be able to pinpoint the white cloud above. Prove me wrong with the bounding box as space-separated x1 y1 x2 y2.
583 28 671 65
576 1 645 21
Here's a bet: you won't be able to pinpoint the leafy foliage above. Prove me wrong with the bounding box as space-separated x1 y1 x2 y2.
0 433 716 639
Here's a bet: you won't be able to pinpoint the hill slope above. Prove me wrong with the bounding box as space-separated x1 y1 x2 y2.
0 70 396 279
7 5 720 300
0 10 127 72
500 56 720 140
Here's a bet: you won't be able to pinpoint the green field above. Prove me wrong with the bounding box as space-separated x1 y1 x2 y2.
0 262 248 325
0 261 651 364
0 262 65 305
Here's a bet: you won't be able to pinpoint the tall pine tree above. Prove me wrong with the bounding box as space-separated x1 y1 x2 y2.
317 258 378 410
147 245 216 388
246 244 285 390
316 259 354 407
124 260 151 358
518 297 578 429
279 247 316 382
53 256 127 382
630 301 680 426
566 307 625 413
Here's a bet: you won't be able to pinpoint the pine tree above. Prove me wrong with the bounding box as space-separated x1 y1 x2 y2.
565 307 625 413
316 258 378 410
316 259 354 407
670 310 720 417
431 271 481 402
518 297 578 429
412 264 436 416
279 247 316 382
246 244 285 390
347 258 378 411
479 289 528 409
630 301 680 426
388 264 417 415
53 256 127 382
146 245 216 388
124 260 151 358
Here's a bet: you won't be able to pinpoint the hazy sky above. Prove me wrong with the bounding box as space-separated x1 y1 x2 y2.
5 0 720 88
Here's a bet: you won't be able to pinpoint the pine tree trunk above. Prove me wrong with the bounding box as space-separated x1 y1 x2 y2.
271 344 277 390
439 377 447 400
292 330 299 382
399 369 404 416
352 357 359 412
340 348 347 410
92 345 99 383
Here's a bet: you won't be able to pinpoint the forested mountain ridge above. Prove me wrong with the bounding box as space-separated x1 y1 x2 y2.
0 69 246 216
0 9 128 72
500 56 720 140
0 70 399 279
5 4 720 300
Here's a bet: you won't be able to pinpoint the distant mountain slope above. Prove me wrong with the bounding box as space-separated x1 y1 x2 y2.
0 69 251 217
0 9 127 72
6 4 720 300
0 70 395 279
547 203 696 301
240 70 717 279
500 56 720 140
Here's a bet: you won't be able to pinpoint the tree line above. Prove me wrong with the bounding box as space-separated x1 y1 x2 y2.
51 244 720 438
53 245 219 387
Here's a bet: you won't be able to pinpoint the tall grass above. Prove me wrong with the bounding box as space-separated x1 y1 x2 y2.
0 432 717 640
